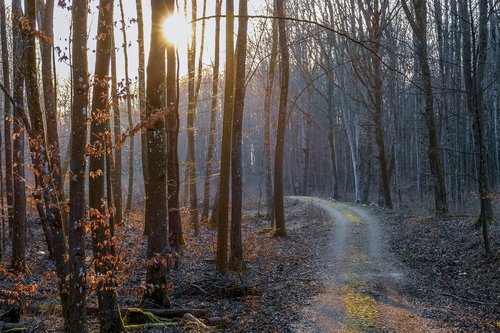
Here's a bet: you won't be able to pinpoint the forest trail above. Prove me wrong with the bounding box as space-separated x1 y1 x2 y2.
293 197 441 333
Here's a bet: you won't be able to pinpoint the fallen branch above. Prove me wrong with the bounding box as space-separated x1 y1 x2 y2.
0 322 28 332
87 306 209 319
441 292 498 306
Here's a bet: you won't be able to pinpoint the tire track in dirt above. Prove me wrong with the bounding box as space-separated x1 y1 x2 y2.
293 197 442 333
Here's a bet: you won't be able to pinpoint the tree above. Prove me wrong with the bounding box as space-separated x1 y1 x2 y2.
402 0 448 216
186 0 200 235
165 0 183 250
110 23 123 226
67 0 89 330
118 0 136 214
460 0 496 255
11 0 27 272
136 0 149 235
263 3 278 217
88 0 121 330
144 0 170 307
1 0 13 238
216 0 235 273
228 0 249 271
201 0 222 222
273 0 290 237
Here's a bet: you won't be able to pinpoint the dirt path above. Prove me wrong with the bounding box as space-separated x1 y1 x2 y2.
293 197 442 333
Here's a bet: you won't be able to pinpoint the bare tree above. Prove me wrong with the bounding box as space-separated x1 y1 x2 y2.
273 0 290 237
144 0 171 307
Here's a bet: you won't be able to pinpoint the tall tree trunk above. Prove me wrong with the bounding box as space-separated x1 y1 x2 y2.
0 1 13 238
402 0 448 216
273 0 289 237
110 27 123 226
88 1 120 330
136 0 149 235
11 0 27 272
145 0 170 307
263 6 278 217
166 0 183 250
186 0 199 235
216 0 235 273
68 0 89 330
201 0 222 222
118 0 135 213
460 0 495 255
228 0 248 272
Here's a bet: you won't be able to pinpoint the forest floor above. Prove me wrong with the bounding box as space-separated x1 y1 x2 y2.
0 197 499 332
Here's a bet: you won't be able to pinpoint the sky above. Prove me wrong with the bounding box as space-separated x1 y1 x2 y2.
52 0 269 83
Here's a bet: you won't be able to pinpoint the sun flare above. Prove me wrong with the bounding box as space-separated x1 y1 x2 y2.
163 12 192 46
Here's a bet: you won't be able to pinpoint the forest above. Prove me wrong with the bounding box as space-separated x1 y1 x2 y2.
0 0 498 332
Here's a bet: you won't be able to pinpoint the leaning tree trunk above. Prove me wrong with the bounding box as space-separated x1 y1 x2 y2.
88 1 121 330
144 0 171 308
228 0 248 272
273 0 290 237
67 1 89 330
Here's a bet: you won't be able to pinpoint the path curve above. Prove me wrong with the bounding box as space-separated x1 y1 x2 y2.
293 197 441 333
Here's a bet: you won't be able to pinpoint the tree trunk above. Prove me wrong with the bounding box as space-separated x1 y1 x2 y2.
263 7 278 217
201 0 222 222
110 27 123 226
136 0 149 235
402 0 448 216
144 0 171 308
166 0 183 250
460 0 495 255
68 1 89 330
88 1 121 330
0 1 13 238
216 0 235 273
186 0 199 235
118 0 135 213
11 0 27 272
228 0 248 272
273 0 289 237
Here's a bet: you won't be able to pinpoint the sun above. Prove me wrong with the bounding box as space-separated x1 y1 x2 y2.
163 12 192 46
